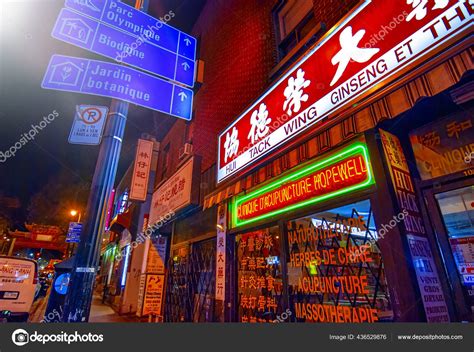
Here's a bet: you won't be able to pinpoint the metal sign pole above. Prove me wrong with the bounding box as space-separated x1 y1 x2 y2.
61 0 149 323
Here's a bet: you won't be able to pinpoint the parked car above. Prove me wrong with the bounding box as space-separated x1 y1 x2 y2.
0 256 38 322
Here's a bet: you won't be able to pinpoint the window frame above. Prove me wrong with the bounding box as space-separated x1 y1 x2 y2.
273 0 316 61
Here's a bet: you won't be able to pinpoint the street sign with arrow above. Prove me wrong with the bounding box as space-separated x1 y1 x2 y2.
65 0 197 61
51 8 195 87
42 55 193 121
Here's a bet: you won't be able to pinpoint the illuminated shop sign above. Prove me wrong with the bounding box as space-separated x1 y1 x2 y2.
217 0 473 182
410 112 474 180
149 157 199 226
231 143 374 228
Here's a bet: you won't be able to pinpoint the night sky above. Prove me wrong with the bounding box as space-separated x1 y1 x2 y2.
0 0 185 223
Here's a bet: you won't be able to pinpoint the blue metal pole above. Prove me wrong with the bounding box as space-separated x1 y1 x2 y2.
61 100 129 322
61 0 150 323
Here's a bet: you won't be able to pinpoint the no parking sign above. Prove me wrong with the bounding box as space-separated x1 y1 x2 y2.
68 105 108 145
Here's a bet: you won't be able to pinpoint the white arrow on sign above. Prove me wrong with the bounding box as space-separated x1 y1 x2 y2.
178 92 188 101
181 62 190 71
184 38 192 46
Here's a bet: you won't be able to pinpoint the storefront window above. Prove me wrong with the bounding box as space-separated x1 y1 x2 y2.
285 199 393 323
236 226 285 322
435 186 474 305
409 112 474 180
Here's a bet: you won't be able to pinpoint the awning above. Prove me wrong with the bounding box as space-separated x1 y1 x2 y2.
108 209 132 234
203 180 243 210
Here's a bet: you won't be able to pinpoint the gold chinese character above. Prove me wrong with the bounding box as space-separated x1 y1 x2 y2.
240 276 248 289
266 297 278 312
248 275 257 289
247 236 255 252
420 131 440 148
248 258 256 271
264 234 274 249
266 276 275 291
240 296 250 309
256 257 266 269
258 296 266 312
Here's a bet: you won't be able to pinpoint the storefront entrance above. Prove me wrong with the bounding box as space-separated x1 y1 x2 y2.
423 179 474 321
233 196 395 323
164 239 216 322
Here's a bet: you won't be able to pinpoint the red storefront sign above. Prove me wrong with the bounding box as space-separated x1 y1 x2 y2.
231 142 374 228
218 0 473 182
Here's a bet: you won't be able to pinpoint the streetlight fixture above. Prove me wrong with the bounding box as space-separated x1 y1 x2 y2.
69 209 81 222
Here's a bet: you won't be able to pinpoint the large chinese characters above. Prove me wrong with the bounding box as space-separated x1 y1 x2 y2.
410 113 474 180
130 139 154 201
237 227 284 323
218 0 472 182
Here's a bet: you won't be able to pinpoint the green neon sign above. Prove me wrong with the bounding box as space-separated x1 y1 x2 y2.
231 142 375 228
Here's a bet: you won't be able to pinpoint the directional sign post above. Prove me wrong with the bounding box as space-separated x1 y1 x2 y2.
42 55 193 120
43 1 196 321
52 7 195 87
65 0 197 60
66 222 83 243
69 105 109 145
60 0 155 323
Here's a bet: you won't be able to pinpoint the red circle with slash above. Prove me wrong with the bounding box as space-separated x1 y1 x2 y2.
80 107 103 125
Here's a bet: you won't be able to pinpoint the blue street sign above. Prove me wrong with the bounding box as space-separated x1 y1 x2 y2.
66 222 83 243
41 55 193 121
65 0 197 61
52 8 195 87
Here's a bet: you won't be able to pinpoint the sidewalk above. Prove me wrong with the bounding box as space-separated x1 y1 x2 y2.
28 294 49 322
29 292 142 322
89 294 141 323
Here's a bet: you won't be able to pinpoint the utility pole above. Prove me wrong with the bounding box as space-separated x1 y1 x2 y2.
61 0 149 322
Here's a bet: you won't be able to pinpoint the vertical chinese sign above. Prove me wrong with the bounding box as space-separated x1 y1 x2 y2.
130 139 154 201
215 204 226 317
380 129 450 322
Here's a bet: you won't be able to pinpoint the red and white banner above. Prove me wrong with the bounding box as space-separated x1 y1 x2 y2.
217 0 473 182
130 139 154 201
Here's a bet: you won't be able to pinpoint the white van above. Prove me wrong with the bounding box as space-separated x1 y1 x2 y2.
0 256 38 322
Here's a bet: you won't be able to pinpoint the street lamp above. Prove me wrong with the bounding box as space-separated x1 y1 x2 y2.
69 209 81 222
67 209 82 259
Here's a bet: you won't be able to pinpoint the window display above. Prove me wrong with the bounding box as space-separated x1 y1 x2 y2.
236 226 285 322
285 200 393 322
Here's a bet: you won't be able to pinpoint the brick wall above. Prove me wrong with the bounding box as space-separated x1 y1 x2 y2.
155 0 360 187
312 0 359 29
190 0 278 173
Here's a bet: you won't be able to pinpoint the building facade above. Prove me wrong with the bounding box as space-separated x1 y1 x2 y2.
130 0 473 323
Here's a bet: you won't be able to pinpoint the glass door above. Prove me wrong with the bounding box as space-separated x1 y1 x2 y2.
434 186 474 314
423 178 474 322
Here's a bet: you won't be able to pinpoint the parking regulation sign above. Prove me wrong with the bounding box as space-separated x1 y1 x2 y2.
68 105 108 145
